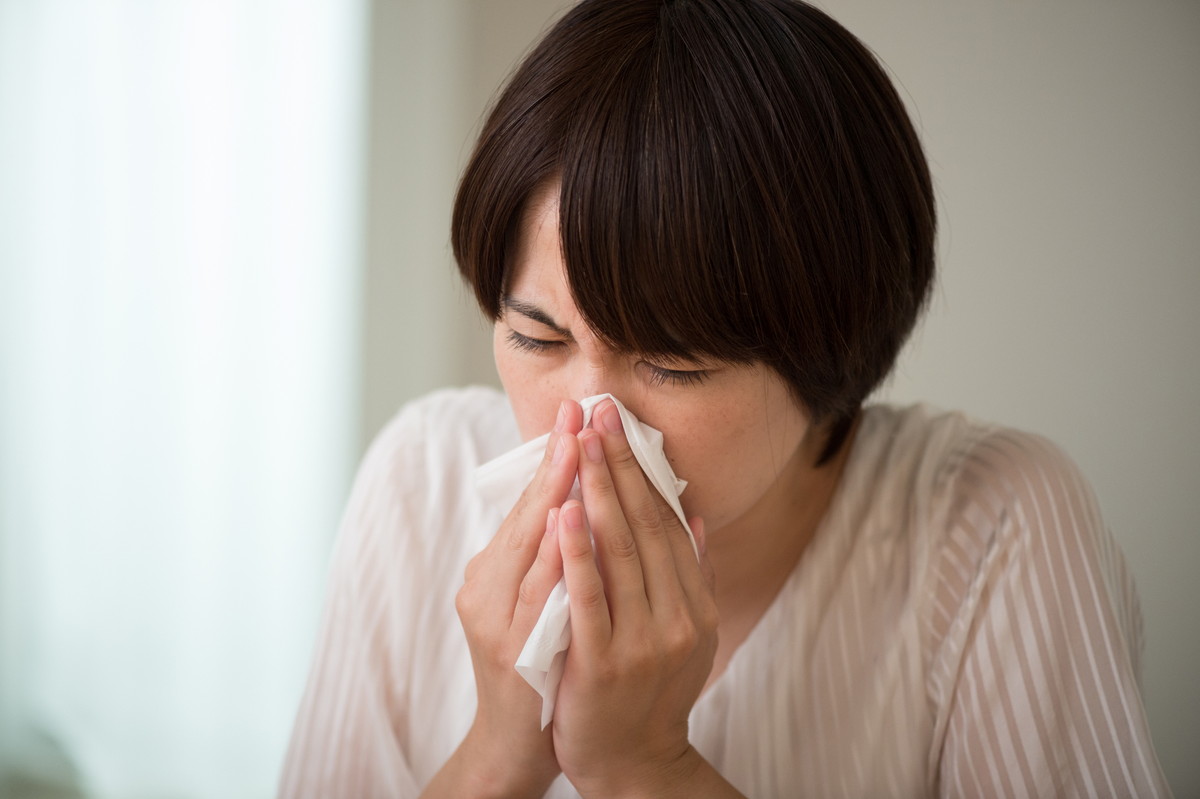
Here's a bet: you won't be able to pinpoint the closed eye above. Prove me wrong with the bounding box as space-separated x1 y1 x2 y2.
506 329 563 354
643 362 710 388
508 327 710 387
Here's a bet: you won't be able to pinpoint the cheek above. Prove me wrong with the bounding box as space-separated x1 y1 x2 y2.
655 417 740 516
493 330 558 442
665 429 760 525
661 404 807 528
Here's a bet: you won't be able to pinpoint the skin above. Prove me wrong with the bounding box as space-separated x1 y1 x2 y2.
423 184 855 797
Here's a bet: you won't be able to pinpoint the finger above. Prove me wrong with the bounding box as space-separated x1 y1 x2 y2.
511 508 565 635
675 515 716 604
575 428 651 621
486 402 580 600
556 398 585 437
510 400 584 533
640 480 716 621
557 499 612 649
591 400 684 610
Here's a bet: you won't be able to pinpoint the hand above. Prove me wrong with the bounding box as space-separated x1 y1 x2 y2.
550 399 721 797
424 401 583 798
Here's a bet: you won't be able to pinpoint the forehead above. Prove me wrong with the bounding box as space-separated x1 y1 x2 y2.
507 187 572 304
513 185 561 272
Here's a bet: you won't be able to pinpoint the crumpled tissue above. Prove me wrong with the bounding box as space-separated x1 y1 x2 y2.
474 393 694 728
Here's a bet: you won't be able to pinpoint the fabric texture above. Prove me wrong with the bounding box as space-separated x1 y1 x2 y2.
278 386 1170 798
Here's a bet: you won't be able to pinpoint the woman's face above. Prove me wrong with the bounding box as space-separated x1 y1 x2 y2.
494 187 817 533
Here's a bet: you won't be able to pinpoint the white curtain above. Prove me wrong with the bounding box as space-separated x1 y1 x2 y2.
0 1 364 796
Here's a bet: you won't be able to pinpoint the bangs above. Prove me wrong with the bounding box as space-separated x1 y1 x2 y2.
555 4 771 364
559 0 842 369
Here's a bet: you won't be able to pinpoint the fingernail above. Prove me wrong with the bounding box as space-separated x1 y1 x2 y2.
552 434 567 465
554 402 567 433
562 502 584 530
597 402 623 435
580 430 603 463
546 508 558 538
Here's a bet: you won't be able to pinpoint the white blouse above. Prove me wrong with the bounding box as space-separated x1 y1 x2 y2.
279 386 1169 798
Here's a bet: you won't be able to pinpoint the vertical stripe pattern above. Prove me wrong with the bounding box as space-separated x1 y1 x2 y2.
278 389 1170 798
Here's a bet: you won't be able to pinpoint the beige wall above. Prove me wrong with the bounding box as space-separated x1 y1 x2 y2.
359 0 573 445
361 1 1200 793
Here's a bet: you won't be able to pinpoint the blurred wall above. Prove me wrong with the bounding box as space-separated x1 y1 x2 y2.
361 1 1199 794
359 0 570 446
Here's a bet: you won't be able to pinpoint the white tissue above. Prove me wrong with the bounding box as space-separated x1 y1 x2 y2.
474 394 694 728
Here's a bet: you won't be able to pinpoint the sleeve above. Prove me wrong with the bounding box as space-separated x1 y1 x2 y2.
277 405 429 799
925 429 1171 799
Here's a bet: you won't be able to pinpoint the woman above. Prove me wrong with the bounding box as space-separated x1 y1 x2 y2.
280 1 1169 796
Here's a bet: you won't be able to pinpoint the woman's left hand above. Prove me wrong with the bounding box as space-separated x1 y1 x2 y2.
550 399 724 797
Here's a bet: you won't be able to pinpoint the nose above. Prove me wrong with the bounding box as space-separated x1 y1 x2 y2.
557 343 645 419
564 357 647 423
569 360 610 403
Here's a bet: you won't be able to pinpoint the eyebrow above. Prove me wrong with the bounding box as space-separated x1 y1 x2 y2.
501 295 574 340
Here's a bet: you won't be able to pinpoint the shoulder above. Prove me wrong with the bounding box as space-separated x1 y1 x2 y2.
838 403 995 544
943 421 1102 545
926 412 1128 617
330 385 519 581
355 385 520 507
849 403 1103 553
849 403 1140 662
876 405 1149 697
366 384 520 480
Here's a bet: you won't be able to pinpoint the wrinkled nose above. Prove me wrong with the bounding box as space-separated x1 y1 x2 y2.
570 362 609 404
566 362 648 427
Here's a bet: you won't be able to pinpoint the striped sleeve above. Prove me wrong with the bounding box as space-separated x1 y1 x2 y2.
926 430 1171 798
277 405 426 799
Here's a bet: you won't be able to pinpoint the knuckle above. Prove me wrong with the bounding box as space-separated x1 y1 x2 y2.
507 490 542 529
626 641 663 676
658 501 681 529
501 521 528 553
590 657 621 687
666 617 699 655
516 573 542 608
628 500 664 533
574 581 607 612
531 468 556 503
605 528 639 562
607 442 639 470
454 582 477 619
584 469 617 502
503 494 532 533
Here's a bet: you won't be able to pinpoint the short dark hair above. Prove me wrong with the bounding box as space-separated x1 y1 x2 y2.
452 0 936 463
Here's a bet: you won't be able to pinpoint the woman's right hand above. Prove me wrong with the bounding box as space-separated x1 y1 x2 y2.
422 401 583 798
